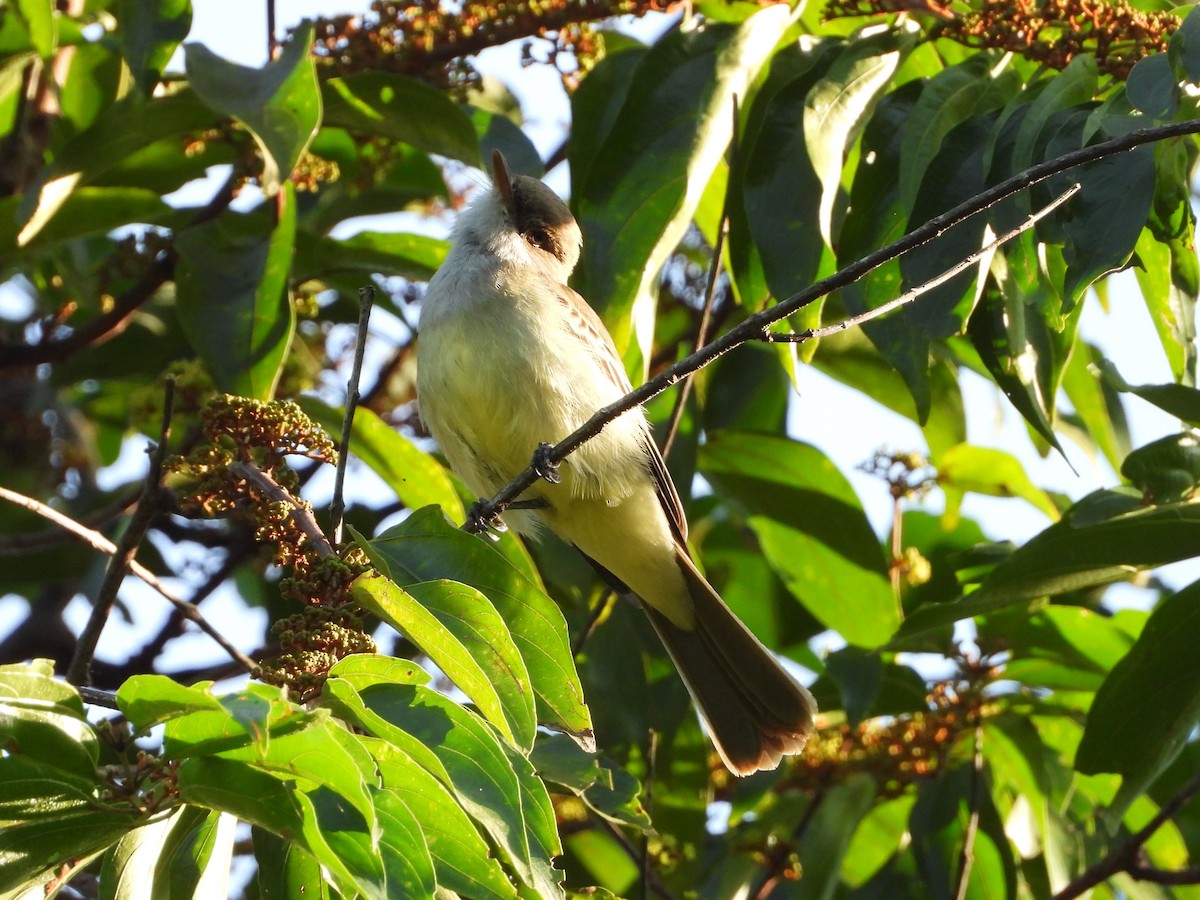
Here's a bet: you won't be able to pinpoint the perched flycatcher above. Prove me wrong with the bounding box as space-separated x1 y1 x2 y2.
417 150 816 775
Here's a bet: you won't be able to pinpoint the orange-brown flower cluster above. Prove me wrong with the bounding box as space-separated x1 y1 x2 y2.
304 0 688 88
830 0 1176 79
778 656 996 798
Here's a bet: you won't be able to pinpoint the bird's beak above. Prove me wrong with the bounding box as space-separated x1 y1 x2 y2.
492 149 515 214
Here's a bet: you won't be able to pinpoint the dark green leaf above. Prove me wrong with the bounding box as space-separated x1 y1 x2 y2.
1121 432 1200 503
322 72 480 165
1076 580 1200 807
185 25 320 194
292 229 448 284
252 828 332 900
471 106 543 177
1169 6 1200 84
1096 358 1200 428
572 7 795 360
175 191 297 400
116 0 192 95
1127 53 1180 119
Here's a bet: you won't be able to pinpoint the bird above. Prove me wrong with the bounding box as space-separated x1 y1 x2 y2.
415 150 817 775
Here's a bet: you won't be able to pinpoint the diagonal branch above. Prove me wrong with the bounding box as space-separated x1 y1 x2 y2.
329 285 376 546
68 377 177 685
0 485 257 675
765 184 1080 344
1051 769 1200 899
466 107 1200 530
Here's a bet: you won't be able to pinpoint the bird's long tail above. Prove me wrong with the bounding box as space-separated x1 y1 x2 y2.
643 551 817 776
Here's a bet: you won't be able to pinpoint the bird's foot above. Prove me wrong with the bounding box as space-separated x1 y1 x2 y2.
466 499 507 540
532 442 561 484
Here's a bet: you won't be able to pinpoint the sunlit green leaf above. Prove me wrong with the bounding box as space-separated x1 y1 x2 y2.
699 431 899 647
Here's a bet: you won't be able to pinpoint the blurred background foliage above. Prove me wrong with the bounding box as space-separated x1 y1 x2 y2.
2 0 1200 896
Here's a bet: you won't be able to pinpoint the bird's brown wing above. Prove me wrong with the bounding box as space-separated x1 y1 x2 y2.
556 283 688 543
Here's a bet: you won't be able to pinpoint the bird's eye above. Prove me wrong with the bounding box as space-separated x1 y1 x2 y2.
524 227 555 254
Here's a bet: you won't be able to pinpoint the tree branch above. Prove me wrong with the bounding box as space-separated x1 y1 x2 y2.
68 377 177 685
765 183 1079 343
228 461 335 559
466 110 1200 529
0 485 257 675
0 175 238 370
329 285 376 546
953 727 985 900
660 95 738 460
1051 770 1200 900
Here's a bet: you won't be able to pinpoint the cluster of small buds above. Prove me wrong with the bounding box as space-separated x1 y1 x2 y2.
828 0 1176 79
290 151 341 192
304 0 676 88
98 754 181 815
776 654 997 798
258 606 377 699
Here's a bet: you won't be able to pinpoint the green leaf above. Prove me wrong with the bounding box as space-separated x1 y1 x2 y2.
185 24 320 194
471 105 543 177
117 676 224 732
1 187 174 255
177 757 359 896
13 89 220 245
297 397 464 522
116 0 192 95
361 506 592 743
898 56 1015 213
1061 341 1131 472
1076 579 1200 807
572 5 796 366
98 806 234 900
1133 225 1198 386
699 431 899 647
321 72 480 165
804 32 906 247
530 733 651 830
154 806 236 900
909 764 1017 900
735 40 838 311
0 696 98 781
937 443 1059 523
365 737 518 899
796 775 878 897
1127 53 1180 119
1061 141 1157 311
13 0 55 58
1096 359 1200 427
175 190 297 400
824 647 883 726
898 490 1200 638
1169 5 1200 84
841 794 916 888
293 229 449 284
1121 432 1200 503
0 756 135 893
352 573 537 752
321 677 547 893
252 828 333 900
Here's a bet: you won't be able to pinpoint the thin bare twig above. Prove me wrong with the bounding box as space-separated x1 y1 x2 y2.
330 285 376 546
571 590 615 657
68 377 177 685
1052 770 1200 899
953 727 985 900
660 96 738 460
641 728 660 900
229 461 335 559
77 686 119 709
752 790 827 899
0 486 257 674
764 184 1079 344
597 817 677 900
0 175 239 370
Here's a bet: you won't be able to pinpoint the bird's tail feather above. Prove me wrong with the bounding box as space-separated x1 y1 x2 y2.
644 551 817 776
